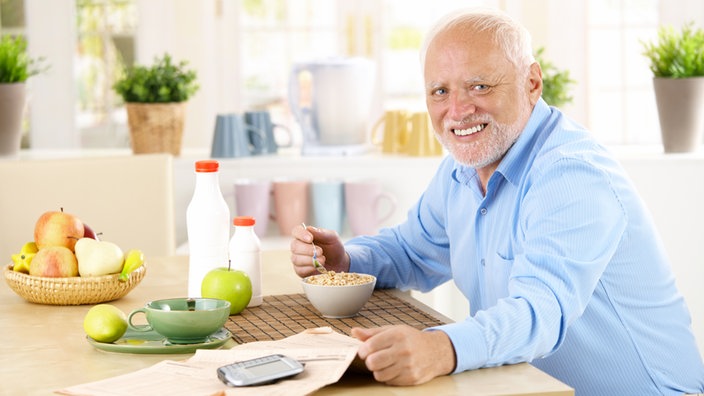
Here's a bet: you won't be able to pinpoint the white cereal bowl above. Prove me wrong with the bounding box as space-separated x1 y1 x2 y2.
301 273 376 318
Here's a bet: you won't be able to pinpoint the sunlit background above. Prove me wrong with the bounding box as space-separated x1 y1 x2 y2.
1 0 703 151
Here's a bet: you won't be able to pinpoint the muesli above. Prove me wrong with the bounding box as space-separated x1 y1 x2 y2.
306 271 374 286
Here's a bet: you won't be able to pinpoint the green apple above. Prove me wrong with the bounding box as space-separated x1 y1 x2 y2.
33 208 85 251
201 264 252 315
29 246 79 277
75 237 125 277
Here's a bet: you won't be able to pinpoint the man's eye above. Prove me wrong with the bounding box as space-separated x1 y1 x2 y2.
432 88 447 96
472 84 489 91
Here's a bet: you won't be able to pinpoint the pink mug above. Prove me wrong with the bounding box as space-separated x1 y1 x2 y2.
344 180 397 236
271 179 310 236
233 179 271 237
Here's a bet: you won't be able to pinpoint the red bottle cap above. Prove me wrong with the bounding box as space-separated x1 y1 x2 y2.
233 216 256 226
195 160 219 172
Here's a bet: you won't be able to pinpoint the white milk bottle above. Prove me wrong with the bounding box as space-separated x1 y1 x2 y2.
229 216 262 307
186 160 230 297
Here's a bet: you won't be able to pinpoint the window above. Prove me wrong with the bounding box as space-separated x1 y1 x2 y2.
587 0 660 145
237 0 337 109
232 0 339 145
381 0 489 110
76 0 136 148
233 0 482 145
18 0 704 151
0 0 24 32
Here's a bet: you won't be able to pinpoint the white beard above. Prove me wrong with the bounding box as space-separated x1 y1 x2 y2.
436 102 531 169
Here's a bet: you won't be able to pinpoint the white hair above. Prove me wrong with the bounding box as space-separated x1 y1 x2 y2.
420 7 535 72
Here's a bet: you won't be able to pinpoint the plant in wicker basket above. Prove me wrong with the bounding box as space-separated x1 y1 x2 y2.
113 54 199 155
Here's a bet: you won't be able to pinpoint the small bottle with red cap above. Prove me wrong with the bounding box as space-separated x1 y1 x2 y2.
229 216 262 307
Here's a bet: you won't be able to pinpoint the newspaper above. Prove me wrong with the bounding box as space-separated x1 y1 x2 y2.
57 327 360 396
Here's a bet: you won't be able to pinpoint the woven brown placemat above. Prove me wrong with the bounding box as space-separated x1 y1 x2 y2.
225 289 448 344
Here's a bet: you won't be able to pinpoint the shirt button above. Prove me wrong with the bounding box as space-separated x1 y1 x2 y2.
481 259 486 266
480 208 487 215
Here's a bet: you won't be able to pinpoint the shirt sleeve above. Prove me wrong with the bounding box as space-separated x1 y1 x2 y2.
346 157 457 292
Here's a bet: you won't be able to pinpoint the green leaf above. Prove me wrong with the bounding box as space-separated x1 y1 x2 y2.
642 22 704 78
113 53 200 103
535 47 576 107
0 35 47 83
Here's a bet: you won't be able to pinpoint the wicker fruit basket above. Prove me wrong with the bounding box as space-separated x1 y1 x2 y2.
3 263 146 305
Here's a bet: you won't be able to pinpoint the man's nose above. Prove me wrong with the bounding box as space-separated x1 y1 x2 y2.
447 91 477 120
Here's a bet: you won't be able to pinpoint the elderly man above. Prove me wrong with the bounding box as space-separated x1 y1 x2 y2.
290 8 704 395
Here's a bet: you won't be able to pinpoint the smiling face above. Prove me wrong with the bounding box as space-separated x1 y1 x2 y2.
424 25 542 179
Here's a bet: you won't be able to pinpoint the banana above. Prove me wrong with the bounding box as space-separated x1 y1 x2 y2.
21 241 38 254
11 242 38 274
118 249 144 281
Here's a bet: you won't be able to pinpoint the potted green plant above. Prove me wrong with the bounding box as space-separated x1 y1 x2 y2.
113 54 199 155
0 35 45 157
642 22 704 153
535 47 575 108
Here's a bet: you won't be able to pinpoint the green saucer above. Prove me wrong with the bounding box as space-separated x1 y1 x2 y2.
87 327 231 354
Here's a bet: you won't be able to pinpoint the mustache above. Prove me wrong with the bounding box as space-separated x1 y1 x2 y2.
443 116 492 130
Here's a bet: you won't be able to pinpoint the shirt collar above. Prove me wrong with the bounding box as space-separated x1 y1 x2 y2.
451 98 552 188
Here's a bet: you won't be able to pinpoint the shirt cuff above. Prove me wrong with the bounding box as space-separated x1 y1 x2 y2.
346 244 369 274
346 243 390 282
430 320 489 373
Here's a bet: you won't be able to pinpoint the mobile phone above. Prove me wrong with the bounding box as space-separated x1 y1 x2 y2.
217 353 305 387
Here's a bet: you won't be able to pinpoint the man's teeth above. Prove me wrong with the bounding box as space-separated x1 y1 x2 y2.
453 124 485 136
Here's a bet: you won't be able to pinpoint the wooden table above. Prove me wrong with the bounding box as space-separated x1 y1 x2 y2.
0 251 573 395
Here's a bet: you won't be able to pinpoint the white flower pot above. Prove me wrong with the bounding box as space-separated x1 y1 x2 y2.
653 77 704 153
0 83 26 158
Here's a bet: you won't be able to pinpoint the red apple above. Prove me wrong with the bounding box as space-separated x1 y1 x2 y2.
29 246 79 277
34 209 85 251
201 264 252 315
83 223 99 240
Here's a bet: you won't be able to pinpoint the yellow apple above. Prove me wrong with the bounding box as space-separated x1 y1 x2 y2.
75 238 124 277
83 304 128 343
29 246 79 277
34 209 85 251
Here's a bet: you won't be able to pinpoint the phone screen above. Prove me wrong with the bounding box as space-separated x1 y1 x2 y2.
247 359 294 377
217 354 305 387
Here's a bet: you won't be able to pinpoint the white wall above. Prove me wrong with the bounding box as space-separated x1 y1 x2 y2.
618 152 704 356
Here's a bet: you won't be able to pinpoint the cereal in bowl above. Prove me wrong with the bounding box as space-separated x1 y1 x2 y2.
306 271 374 286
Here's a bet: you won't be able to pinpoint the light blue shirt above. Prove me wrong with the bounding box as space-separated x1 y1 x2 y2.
346 99 704 395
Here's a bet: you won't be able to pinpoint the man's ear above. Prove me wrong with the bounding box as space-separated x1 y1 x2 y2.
527 62 543 105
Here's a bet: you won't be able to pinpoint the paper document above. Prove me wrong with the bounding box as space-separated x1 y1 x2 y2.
57 327 361 396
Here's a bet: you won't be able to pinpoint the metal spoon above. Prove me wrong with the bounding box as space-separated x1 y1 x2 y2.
301 223 327 274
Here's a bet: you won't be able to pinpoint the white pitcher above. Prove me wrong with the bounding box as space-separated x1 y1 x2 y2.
289 57 376 154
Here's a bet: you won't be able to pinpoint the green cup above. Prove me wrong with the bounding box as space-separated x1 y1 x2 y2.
128 297 230 344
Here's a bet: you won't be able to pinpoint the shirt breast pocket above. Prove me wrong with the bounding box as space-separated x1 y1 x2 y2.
484 252 514 304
